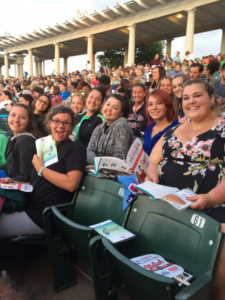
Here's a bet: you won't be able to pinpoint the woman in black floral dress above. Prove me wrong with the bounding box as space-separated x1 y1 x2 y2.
147 79 225 300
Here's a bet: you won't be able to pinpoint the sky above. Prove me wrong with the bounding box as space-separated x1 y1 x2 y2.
0 0 223 76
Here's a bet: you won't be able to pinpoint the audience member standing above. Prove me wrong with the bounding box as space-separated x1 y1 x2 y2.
149 54 161 66
173 51 181 62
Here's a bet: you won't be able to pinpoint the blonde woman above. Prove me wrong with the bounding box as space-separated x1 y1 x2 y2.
71 91 88 117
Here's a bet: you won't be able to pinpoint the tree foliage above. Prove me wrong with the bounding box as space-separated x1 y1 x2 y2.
97 41 166 69
97 49 124 69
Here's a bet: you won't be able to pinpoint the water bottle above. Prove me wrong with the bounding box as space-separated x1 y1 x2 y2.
1 270 11 286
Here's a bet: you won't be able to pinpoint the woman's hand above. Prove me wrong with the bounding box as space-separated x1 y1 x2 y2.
5 102 13 110
32 153 44 173
0 177 13 184
86 165 95 170
144 173 159 183
187 193 214 210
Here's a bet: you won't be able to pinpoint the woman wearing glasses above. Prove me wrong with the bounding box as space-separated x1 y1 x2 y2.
0 105 86 238
31 94 51 136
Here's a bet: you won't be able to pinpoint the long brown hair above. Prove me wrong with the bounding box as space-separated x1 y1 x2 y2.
31 94 51 119
172 74 189 119
9 104 43 138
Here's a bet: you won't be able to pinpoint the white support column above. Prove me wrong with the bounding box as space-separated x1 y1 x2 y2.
124 45 128 67
17 64 21 78
87 35 94 68
18 64 21 78
128 24 136 66
4 53 9 79
63 57 68 74
166 39 173 57
21 64 24 78
35 62 38 76
28 49 33 77
42 61 45 76
54 43 60 75
185 9 196 53
38 61 42 75
14 65 16 78
92 53 96 72
221 29 225 54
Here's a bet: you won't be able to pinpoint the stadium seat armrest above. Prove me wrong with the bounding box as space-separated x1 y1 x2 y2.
52 206 95 232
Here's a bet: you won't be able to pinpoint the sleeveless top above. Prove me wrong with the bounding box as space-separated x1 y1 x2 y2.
159 118 225 195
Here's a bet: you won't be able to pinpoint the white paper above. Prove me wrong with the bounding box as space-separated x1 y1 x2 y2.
126 138 150 183
135 181 179 198
0 183 33 192
35 135 58 167
93 157 129 176
90 220 135 244
131 254 184 278
134 183 195 211
161 189 195 211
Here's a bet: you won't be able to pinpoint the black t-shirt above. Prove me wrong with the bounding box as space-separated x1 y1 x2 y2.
33 113 49 137
25 140 86 229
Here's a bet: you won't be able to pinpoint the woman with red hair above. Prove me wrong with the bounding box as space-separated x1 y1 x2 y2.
143 89 179 155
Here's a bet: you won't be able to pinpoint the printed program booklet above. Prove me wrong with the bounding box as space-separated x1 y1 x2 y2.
89 139 150 179
126 138 150 183
131 254 192 286
89 220 135 244
35 135 58 167
0 183 33 192
135 181 196 211
91 157 130 177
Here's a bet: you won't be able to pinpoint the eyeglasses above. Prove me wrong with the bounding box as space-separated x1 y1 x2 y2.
37 99 49 106
51 119 72 127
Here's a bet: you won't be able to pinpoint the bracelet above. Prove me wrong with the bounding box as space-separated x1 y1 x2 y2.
38 166 46 177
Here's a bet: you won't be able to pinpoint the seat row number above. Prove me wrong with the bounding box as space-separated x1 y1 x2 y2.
190 214 206 228
118 188 124 197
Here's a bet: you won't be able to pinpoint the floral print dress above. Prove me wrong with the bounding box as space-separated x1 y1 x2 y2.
159 119 225 194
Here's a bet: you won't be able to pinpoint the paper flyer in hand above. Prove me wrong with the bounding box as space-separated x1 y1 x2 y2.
135 181 196 211
92 157 130 177
90 220 135 244
0 183 33 192
126 138 150 183
35 135 58 167
131 254 192 286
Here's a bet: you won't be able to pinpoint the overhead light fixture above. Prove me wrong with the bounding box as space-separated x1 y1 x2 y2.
128 27 130 30
177 14 183 18
60 44 63 46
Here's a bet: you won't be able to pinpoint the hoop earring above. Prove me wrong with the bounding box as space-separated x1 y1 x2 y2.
211 102 215 107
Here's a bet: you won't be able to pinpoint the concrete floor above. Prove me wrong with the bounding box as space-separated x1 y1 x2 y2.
0 244 130 300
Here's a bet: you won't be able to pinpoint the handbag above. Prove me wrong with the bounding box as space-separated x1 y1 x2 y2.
0 188 26 214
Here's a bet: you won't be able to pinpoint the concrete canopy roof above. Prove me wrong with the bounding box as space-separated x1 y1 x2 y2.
1 0 225 59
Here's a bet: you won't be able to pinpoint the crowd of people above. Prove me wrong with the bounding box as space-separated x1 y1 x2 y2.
0 50 225 299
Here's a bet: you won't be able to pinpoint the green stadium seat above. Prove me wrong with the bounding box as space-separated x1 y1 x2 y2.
2 120 10 132
0 118 7 130
51 174 129 296
91 195 224 300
